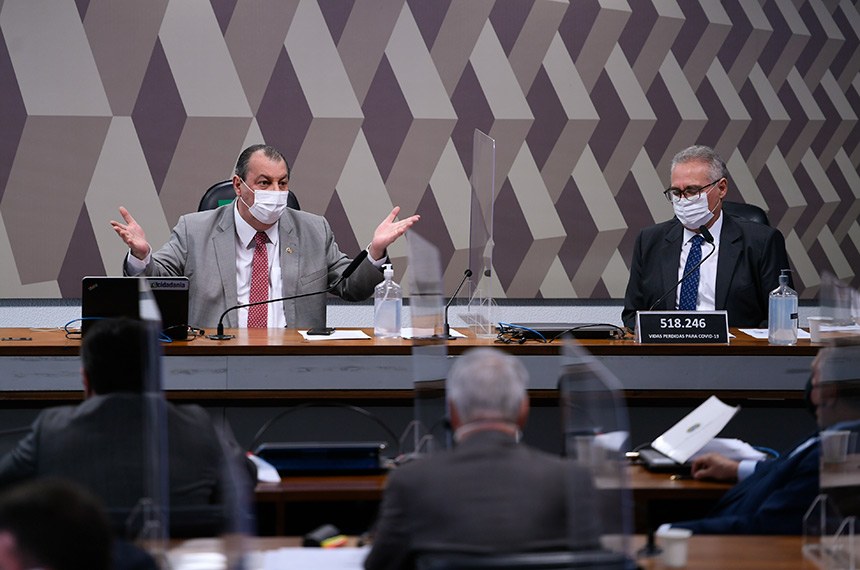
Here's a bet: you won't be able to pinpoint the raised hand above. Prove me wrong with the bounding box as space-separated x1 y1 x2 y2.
369 206 420 260
110 206 151 260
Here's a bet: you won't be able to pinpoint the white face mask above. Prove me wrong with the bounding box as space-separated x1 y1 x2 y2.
672 191 714 229
240 180 289 225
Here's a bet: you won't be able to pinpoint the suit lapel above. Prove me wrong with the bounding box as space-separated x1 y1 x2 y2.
279 211 300 325
715 214 742 311
213 209 238 327
659 223 684 310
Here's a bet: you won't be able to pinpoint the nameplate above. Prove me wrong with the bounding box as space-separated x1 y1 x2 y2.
635 311 729 344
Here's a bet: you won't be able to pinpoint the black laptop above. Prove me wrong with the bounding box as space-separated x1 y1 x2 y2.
81 277 190 340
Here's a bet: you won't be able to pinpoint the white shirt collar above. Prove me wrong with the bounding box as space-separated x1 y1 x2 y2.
682 209 724 246
233 203 279 248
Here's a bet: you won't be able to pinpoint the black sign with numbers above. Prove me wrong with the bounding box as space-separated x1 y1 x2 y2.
635 311 729 344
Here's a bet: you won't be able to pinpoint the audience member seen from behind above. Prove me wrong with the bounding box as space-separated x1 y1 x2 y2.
622 145 790 330
111 144 419 329
0 478 112 570
667 344 860 534
0 318 251 523
364 348 598 570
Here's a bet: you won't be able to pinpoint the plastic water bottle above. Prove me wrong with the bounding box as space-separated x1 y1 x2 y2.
374 264 401 338
768 269 797 346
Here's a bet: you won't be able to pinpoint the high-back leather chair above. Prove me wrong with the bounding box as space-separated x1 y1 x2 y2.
198 180 300 212
722 200 770 226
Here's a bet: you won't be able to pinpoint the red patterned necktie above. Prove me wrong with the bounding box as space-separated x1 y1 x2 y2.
248 231 269 328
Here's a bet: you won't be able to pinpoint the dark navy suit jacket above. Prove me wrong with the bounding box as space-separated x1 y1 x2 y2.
673 438 820 535
623 214 790 329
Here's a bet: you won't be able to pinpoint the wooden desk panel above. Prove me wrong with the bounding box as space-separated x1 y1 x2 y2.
0 327 818 397
252 465 731 535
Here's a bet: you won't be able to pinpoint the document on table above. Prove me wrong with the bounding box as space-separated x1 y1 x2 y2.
262 546 369 569
739 328 811 339
652 395 740 463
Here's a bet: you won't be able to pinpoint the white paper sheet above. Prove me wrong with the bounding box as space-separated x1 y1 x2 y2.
739 328 810 339
652 396 740 463
262 546 369 569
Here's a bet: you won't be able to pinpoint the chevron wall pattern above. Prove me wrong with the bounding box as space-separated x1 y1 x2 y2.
0 0 857 300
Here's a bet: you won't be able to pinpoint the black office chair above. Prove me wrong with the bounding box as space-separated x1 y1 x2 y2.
722 200 770 226
198 180 301 212
415 549 630 570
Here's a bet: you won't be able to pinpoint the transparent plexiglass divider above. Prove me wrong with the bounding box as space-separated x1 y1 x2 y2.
136 279 252 568
558 337 633 564
406 231 445 339
465 129 499 338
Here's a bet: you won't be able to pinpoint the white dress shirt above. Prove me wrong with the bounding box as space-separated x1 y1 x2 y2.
233 205 284 328
675 213 723 311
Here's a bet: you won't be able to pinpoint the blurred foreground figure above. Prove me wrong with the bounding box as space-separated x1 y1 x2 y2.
365 348 597 570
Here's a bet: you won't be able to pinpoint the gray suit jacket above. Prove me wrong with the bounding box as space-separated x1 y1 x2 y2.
127 204 383 329
0 394 243 510
364 431 600 570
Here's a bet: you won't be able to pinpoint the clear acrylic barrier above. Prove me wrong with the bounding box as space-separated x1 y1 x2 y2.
558 337 633 561
403 229 450 456
135 280 252 568
464 129 499 338
802 306 860 569
820 272 860 327
406 231 445 338
407 342 451 457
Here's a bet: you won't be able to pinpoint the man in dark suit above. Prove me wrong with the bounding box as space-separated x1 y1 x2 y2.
111 144 419 329
668 343 860 534
364 348 598 570
623 145 790 329
0 319 250 519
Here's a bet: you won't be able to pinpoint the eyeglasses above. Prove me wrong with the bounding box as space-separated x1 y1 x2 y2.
663 178 722 202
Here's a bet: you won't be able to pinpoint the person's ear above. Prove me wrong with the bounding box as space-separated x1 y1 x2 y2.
448 401 462 431
82 369 93 399
233 175 243 196
516 398 529 429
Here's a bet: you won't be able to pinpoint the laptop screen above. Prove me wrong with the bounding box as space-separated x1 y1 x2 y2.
81 276 190 340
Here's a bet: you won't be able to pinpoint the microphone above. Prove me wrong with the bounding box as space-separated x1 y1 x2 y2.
647 225 716 312
444 269 473 339
208 249 369 340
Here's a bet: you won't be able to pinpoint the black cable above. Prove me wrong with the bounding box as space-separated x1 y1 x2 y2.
249 401 401 456
549 323 627 342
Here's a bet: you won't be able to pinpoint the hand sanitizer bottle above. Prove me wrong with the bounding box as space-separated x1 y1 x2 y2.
374 264 401 338
768 269 797 346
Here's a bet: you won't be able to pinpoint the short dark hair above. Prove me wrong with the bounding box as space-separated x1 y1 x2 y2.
81 318 149 394
0 479 112 570
234 144 290 181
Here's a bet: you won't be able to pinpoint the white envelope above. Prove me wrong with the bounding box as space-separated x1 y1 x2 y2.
651 395 740 463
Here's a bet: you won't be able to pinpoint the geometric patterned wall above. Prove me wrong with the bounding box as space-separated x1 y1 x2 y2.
0 0 857 300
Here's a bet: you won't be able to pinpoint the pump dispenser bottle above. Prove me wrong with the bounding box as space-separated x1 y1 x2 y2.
374 264 402 338
768 269 797 346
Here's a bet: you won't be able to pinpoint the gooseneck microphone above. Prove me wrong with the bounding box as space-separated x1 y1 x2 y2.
444 269 473 339
647 225 716 312
208 249 369 340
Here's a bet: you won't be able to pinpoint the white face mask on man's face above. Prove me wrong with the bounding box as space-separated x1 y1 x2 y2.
672 191 714 229
240 180 289 225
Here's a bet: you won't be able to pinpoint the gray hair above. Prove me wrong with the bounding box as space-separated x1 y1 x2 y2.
670 145 727 181
234 144 290 181
447 348 528 423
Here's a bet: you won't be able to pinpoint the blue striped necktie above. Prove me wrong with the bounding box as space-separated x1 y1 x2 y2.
678 234 704 311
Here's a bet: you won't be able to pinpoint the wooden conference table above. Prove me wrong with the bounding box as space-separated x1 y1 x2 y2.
169 535 811 569
254 465 731 536
0 326 818 402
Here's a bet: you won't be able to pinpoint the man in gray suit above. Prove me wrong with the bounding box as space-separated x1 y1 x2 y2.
364 348 598 570
111 144 419 329
0 319 249 516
